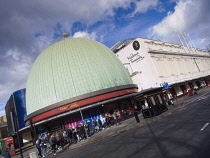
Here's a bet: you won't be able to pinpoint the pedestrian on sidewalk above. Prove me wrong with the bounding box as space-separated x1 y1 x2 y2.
84 121 90 138
98 118 102 130
66 127 73 144
80 123 86 140
50 134 57 156
40 139 47 157
36 138 42 157
114 111 120 125
58 130 65 151
46 133 51 150
55 132 60 149
63 130 67 144
72 127 78 143
75 124 81 142
105 116 111 128
101 116 106 129
92 119 99 133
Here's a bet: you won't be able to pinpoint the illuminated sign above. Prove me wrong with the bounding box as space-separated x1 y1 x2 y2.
60 103 79 111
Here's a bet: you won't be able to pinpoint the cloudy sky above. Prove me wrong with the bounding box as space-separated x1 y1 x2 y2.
0 0 210 116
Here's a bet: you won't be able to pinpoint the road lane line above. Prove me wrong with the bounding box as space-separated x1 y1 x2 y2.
200 123 209 131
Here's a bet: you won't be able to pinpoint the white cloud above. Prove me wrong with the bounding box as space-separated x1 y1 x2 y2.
131 0 160 16
0 48 31 102
148 0 210 48
0 0 163 103
0 0 189 105
6 49 21 61
72 32 98 40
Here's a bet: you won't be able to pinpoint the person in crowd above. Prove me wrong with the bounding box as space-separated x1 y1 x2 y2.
66 127 73 144
55 132 60 149
84 121 90 138
46 133 51 150
50 134 57 156
40 139 47 157
63 130 67 145
109 114 114 126
114 112 119 125
75 124 81 142
58 130 65 151
72 127 78 143
80 123 86 140
98 118 102 130
102 116 106 129
122 110 127 120
35 138 42 157
105 116 110 128
116 111 121 124
92 119 99 132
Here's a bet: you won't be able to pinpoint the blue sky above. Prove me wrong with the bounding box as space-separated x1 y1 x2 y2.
0 0 210 116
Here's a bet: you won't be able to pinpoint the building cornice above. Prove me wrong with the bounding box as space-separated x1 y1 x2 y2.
148 50 210 58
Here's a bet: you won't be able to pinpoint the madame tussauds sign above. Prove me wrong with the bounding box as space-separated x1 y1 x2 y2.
127 52 144 63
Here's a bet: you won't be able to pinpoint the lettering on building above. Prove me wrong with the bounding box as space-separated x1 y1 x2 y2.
60 103 79 111
127 52 145 63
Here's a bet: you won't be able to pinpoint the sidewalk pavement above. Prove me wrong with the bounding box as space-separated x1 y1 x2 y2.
10 87 210 158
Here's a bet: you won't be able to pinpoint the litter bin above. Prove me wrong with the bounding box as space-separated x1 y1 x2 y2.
29 152 37 158
142 108 154 118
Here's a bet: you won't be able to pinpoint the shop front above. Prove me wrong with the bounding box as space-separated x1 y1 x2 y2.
27 91 136 138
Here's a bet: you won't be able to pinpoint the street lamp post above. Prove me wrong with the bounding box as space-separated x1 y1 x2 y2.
79 107 88 139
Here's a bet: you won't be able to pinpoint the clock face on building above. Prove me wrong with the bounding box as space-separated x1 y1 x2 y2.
133 41 140 51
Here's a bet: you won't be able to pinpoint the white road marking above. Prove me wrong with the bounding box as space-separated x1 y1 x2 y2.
200 123 209 131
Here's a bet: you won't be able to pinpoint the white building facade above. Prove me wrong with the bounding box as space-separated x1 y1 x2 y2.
112 37 210 98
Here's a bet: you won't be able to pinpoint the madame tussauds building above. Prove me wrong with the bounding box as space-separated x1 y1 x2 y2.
24 38 138 134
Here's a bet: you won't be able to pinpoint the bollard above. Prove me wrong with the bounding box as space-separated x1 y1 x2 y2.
29 152 37 158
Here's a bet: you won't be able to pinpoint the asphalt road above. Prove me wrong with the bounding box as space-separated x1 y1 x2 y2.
51 91 210 158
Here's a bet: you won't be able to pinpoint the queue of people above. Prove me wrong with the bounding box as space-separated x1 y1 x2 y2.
35 122 91 157
35 110 131 157
92 110 130 132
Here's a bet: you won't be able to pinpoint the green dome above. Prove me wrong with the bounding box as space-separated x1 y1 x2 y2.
26 38 133 115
